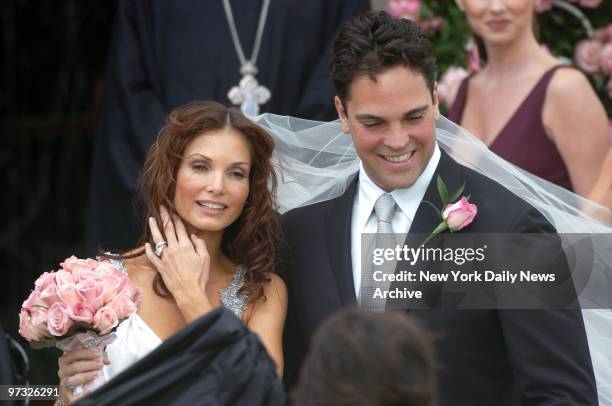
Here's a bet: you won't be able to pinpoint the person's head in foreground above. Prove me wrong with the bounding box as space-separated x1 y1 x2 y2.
331 10 439 192
293 308 438 406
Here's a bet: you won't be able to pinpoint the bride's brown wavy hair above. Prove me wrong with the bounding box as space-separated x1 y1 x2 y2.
127 100 280 303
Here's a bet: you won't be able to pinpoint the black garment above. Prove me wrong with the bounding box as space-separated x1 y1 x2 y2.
86 0 370 254
281 150 597 405
0 325 15 406
78 307 285 406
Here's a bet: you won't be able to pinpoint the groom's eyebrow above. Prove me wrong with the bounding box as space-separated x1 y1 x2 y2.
355 105 429 121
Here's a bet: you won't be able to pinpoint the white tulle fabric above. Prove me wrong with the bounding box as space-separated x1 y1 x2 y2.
253 113 612 404
102 313 162 381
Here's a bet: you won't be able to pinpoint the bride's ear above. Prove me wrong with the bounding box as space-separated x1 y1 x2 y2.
334 96 351 134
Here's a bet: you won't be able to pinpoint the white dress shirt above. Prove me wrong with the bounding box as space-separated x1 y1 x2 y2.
350 144 441 296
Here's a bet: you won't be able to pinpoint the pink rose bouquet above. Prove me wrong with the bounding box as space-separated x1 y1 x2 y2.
18 256 142 394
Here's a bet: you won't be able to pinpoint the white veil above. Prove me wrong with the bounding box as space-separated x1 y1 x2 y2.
253 113 612 404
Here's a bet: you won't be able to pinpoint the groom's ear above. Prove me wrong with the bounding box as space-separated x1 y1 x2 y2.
432 82 440 120
334 96 351 134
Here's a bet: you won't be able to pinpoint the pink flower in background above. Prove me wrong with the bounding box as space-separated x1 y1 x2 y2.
442 197 478 231
465 39 482 72
593 27 609 42
388 0 421 21
93 307 119 335
420 16 445 34
579 0 602 8
607 24 612 43
575 39 603 73
535 0 553 13
601 43 612 75
48 302 73 336
438 66 468 108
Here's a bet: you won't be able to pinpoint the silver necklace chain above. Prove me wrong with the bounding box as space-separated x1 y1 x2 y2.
222 0 270 74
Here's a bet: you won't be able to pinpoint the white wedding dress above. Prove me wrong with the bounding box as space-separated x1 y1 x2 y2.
101 257 248 381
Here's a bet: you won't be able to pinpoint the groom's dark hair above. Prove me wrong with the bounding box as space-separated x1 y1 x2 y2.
331 10 437 106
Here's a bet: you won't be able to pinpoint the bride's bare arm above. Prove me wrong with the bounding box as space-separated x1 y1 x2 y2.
245 273 288 377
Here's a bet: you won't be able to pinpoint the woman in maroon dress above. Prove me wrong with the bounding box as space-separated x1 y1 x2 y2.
447 0 610 196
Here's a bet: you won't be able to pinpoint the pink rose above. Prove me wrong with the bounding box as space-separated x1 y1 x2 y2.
39 283 61 307
57 283 80 307
438 66 468 108
575 39 603 73
18 309 48 342
600 43 612 75
61 256 98 278
93 307 119 335
442 197 477 231
579 0 601 7
22 290 48 311
76 279 106 310
34 272 56 293
535 0 552 13
388 0 420 21
593 27 609 42
55 269 75 288
100 272 126 303
47 302 74 336
69 302 96 323
607 24 612 43
108 292 138 320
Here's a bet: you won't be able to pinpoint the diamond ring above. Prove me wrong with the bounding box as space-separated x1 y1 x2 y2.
154 241 168 257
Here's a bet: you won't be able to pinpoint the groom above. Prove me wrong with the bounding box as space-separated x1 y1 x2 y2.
281 11 597 405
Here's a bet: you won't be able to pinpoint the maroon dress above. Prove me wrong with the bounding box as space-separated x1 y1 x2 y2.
447 65 573 191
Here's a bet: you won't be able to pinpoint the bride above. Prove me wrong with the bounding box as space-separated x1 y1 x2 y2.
56 101 287 405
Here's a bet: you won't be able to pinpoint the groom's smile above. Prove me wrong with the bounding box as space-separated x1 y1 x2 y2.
335 64 439 192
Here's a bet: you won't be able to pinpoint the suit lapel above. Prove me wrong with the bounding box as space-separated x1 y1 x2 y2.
388 150 464 310
324 176 359 305
410 149 463 234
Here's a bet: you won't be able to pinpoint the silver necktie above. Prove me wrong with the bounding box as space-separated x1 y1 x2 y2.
359 193 396 311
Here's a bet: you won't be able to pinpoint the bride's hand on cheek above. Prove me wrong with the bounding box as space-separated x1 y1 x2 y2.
145 206 212 321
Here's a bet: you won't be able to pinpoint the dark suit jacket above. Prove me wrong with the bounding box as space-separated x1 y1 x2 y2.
281 150 597 405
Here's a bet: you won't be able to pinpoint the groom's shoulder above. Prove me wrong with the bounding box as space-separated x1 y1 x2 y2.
281 196 340 231
450 158 553 232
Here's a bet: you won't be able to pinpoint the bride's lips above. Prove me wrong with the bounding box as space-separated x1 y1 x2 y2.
195 200 228 216
379 150 415 167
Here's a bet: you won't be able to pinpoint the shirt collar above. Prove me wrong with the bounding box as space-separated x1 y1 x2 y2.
356 143 441 230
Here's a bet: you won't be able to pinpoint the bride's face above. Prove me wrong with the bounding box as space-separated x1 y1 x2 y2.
458 0 536 46
335 65 439 192
173 128 251 233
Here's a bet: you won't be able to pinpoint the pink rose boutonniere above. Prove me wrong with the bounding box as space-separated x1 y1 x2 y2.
422 176 477 245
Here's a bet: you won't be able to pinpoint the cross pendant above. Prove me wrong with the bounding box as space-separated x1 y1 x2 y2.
228 74 271 117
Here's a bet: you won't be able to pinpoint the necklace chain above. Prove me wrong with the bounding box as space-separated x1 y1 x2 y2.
222 0 270 70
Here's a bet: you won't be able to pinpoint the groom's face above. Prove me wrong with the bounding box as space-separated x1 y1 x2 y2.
335 65 439 192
